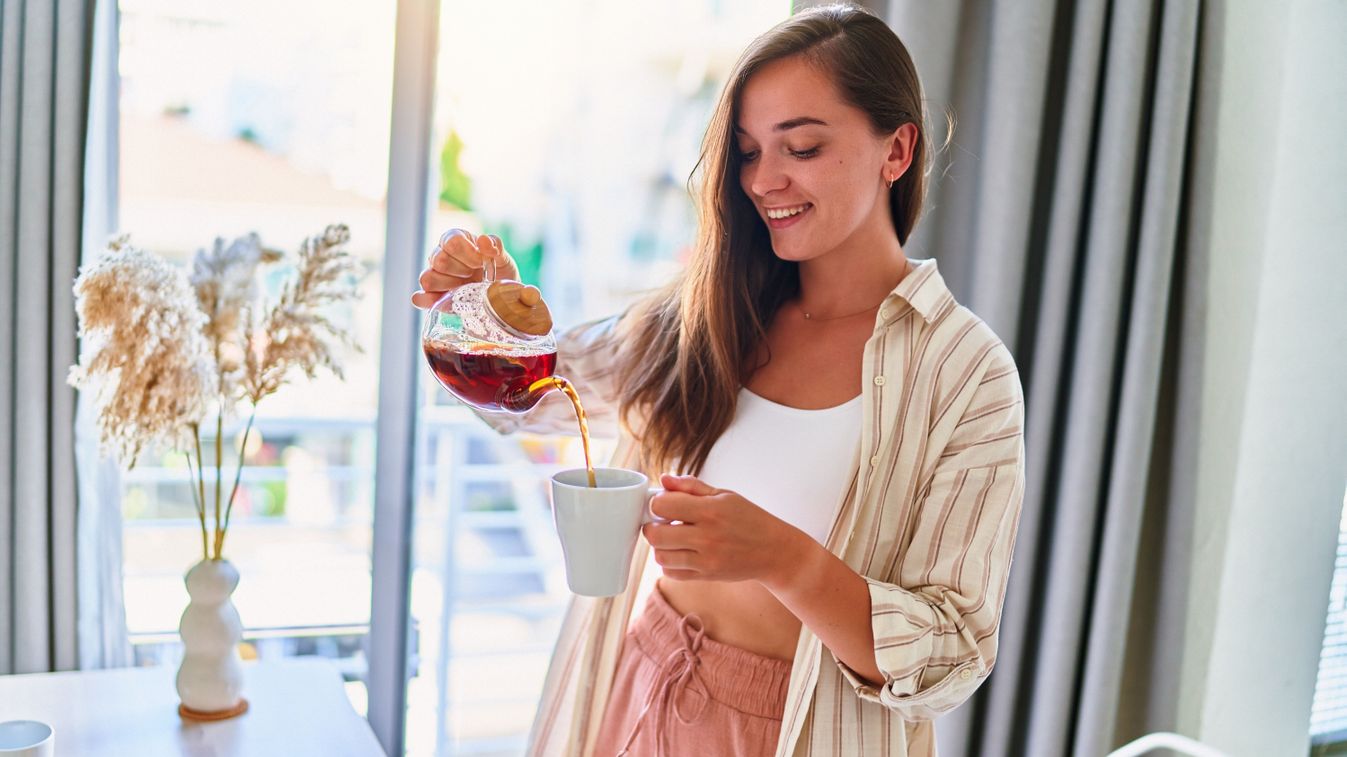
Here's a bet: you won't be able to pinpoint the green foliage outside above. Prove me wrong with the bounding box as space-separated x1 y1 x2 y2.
438 130 545 286
483 222 543 287
260 480 287 517
439 129 473 211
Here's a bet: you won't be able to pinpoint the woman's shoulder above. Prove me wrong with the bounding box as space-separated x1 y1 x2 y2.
918 302 1020 388
911 304 1025 464
891 260 1018 382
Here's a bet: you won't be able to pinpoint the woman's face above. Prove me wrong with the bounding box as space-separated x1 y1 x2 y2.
735 55 912 263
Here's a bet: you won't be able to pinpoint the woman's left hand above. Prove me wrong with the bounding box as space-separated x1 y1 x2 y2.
643 473 809 586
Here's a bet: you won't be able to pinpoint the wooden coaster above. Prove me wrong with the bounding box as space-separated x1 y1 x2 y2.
179 698 249 722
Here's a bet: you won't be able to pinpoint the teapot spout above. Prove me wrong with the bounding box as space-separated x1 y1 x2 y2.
500 376 562 413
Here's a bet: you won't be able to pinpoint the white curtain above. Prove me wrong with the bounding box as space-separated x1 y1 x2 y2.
879 1 1202 754
74 0 131 670
0 0 97 674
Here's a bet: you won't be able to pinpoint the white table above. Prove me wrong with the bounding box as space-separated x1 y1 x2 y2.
0 658 386 756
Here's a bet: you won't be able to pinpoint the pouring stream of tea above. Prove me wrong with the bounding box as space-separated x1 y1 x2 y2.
526 376 596 488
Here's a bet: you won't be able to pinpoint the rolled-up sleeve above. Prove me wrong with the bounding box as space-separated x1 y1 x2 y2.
835 343 1025 721
468 310 628 439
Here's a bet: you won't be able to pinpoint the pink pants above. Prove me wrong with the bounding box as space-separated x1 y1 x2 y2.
592 586 793 757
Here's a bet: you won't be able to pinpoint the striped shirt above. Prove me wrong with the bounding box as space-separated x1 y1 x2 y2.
476 258 1026 756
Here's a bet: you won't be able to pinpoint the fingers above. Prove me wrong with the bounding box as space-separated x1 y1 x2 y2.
649 489 709 523
429 230 490 277
411 289 443 310
660 473 721 497
418 267 461 293
644 523 700 572
642 520 698 549
413 228 521 309
651 548 699 574
431 230 504 269
414 229 494 308
478 233 504 260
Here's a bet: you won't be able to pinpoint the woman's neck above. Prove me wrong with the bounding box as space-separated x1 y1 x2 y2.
795 233 910 316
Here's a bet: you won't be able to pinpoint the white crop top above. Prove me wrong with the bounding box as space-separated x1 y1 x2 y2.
692 387 863 545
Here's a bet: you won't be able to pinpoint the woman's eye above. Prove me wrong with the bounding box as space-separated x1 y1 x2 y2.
738 145 818 162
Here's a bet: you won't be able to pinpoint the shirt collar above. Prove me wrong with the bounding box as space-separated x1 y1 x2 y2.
881 258 952 326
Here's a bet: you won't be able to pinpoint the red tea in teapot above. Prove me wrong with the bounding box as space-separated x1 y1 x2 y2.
424 339 596 487
424 341 557 413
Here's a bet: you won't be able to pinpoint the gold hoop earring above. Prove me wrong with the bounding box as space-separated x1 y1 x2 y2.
886 175 895 190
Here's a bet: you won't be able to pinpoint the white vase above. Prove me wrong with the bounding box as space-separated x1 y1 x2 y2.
175 558 245 714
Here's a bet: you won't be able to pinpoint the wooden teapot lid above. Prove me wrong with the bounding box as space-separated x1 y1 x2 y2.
486 281 553 337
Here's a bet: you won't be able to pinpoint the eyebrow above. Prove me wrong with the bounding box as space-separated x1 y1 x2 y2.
734 116 830 135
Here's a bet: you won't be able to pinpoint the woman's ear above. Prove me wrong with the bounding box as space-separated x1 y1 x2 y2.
883 122 920 184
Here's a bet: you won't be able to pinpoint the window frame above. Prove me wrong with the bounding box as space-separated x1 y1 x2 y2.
367 0 442 754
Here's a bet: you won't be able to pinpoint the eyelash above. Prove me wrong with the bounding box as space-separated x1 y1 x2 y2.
740 147 820 162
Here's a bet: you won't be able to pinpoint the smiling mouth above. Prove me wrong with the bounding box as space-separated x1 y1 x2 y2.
765 203 811 220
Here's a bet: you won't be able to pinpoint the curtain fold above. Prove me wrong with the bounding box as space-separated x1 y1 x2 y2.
0 0 99 675
74 0 130 672
883 0 1202 753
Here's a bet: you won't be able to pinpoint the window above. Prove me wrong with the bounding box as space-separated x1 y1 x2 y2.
112 1 792 752
1310 491 1347 748
116 0 397 712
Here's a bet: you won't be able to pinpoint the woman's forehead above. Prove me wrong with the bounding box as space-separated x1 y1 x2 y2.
736 56 855 135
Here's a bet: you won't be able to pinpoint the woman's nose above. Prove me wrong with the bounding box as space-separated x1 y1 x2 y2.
747 155 789 198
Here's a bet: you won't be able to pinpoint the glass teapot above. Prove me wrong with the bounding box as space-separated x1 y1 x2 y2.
421 260 560 413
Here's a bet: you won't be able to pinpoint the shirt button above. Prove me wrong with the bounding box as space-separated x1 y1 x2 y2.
873 375 886 387
879 307 890 319
959 669 973 680
869 456 879 467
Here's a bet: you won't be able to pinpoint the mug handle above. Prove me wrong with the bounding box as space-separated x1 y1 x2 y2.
643 487 670 524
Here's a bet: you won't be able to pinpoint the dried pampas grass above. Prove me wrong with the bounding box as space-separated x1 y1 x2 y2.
71 224 362 560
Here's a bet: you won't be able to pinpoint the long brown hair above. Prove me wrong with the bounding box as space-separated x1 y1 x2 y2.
614 3 938 475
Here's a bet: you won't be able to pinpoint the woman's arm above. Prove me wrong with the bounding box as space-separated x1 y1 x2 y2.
762 533 885 683
759 452 1025 709
811 344 1024 719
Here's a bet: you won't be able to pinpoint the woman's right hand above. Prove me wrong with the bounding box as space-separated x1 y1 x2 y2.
411 229 521 310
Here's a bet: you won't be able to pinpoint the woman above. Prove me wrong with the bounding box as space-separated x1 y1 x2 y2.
412 5 1024 756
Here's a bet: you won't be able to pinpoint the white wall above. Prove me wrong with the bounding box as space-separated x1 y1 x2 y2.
1177 1 1347 753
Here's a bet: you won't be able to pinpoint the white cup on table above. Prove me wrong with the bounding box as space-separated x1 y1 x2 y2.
0 721 53 757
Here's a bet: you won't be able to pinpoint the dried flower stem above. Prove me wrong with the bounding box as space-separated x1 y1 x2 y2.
217 409 256 558
213 411 224 559
184 448 209 561
192 424 209 562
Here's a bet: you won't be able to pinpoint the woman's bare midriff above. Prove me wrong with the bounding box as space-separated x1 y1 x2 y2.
657 578 803 660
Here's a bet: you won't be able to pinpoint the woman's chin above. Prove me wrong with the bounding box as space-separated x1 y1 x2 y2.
770 241 819 264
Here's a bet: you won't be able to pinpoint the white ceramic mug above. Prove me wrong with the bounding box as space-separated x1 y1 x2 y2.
0 721 53 757
549 467 665 597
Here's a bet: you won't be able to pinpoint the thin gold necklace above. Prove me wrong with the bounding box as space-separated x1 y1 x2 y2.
799 260 913 321
800 302 881 321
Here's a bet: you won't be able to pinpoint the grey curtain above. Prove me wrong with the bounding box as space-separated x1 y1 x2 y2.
879 0 1202 754
0 0 98 675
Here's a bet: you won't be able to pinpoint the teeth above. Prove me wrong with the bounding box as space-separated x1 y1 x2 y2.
767 204 809 220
